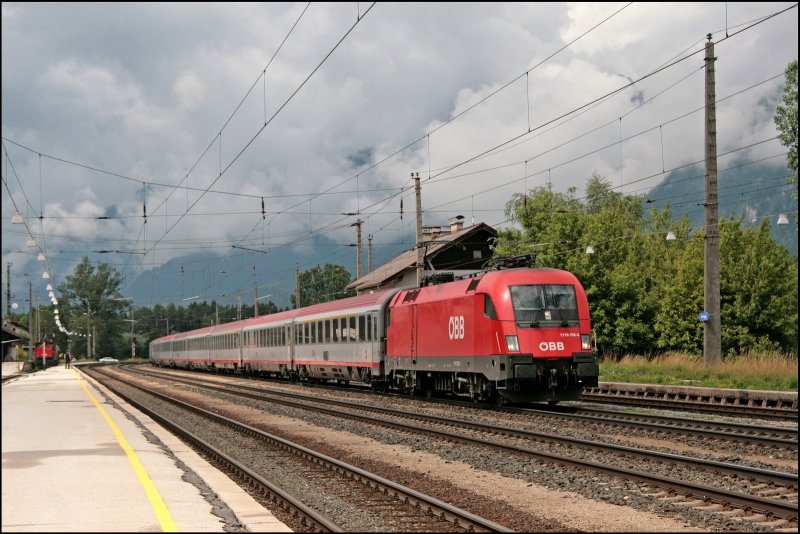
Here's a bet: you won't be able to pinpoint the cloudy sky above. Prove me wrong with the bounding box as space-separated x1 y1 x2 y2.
2 2 797 310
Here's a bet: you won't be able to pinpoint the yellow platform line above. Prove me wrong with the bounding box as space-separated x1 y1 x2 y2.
70 369 178 532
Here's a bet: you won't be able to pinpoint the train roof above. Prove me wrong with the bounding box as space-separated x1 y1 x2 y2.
392 268 584 306
241 308 299 330
151 333 179 344
150 290 398 342
292 289 397 322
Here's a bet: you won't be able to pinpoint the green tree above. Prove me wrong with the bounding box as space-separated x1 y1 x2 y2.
655 217 798 355
654 232 705 353
718 218 798 354
774 59 797 200
495 174 798 356
290 264 354 308
57 257 128 359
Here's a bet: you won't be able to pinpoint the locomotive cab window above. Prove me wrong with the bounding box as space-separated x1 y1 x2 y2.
509 284 579 327
483 294 498 320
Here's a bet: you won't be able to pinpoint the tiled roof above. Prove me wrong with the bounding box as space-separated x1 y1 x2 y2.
347 223 495 292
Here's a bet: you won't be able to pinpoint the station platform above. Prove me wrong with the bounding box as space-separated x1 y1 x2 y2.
1 363 291 532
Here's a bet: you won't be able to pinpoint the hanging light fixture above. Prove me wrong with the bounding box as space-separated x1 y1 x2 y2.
46 284 53 291
666 231 676 241
585 246 595 254
12 211 24 224
26 236 36 247
37 252 46 261
777 213 789 225
42 271 50 279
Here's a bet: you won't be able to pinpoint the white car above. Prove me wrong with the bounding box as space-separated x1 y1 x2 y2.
98 357 119 363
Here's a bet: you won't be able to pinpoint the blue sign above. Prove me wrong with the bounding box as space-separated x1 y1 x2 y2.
699 311 709 322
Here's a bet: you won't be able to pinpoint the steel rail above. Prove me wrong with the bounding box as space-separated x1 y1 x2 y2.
126 367 798 522
91 367 514 533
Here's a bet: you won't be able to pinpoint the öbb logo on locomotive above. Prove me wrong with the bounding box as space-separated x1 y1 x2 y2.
448 315 465 340
150 264 599 404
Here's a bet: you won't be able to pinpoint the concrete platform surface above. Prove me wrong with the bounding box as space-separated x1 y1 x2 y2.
2 364 291 532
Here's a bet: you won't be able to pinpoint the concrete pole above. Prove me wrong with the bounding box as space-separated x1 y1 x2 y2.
254 282 259 317
414 172 423 287
130 308 135 361
704 35 721 365
351 219 363 289
86 301 91 360
295 263 301 309
28 282 33 356
5 262 10 317
368 234 373 273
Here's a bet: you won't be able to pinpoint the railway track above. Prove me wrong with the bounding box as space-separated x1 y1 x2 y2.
86 366 512 533
581 383 798 422
141 365 798 450
122 366 798 528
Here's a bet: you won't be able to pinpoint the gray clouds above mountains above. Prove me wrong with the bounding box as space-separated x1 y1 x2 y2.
2 2 797 304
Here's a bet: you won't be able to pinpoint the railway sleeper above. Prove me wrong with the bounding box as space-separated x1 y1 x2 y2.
670 499 709 508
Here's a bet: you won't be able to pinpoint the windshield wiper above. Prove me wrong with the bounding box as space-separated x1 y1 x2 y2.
555 304 569 327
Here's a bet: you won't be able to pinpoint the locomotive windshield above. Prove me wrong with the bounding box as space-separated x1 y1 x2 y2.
509 284 578 327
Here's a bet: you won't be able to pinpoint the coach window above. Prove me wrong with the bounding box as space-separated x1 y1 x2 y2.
349 316 357 341
365 315 372 341
359 315 366 341
324 320 330 343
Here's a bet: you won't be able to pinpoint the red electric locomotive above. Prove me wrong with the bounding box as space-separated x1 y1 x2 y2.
150 256 598 404
386 265 598 404
33 338 59 368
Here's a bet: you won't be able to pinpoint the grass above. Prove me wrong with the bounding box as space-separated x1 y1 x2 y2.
599 352 798 391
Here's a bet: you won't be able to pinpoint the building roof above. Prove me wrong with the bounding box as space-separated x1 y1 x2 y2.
2 319 29 341
347 222 496 292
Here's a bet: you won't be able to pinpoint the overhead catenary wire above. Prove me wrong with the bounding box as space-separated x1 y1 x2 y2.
3 4 796 310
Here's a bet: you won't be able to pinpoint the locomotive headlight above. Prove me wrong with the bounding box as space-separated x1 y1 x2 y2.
506 335 520 352
581 334 591 351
